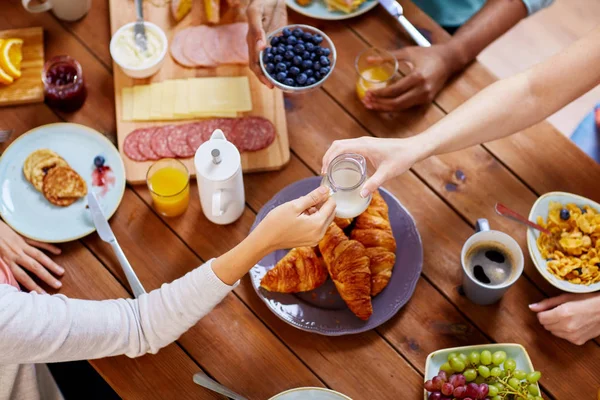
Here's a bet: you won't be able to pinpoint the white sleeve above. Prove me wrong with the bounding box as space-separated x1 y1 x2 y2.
0 259 235 364
521 0 554 15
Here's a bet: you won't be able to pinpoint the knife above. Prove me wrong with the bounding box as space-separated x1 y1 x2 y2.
379 0 431 47
87 192 146 298
133 0 148 53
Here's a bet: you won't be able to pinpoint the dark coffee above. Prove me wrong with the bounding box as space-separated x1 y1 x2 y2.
465 242 515 286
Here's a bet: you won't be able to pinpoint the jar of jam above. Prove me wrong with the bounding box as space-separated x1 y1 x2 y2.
42 55 87 112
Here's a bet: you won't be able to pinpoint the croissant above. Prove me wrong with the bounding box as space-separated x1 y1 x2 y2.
351 190 397 295
334 217 353 229
260 247 328 293
319 223 373 320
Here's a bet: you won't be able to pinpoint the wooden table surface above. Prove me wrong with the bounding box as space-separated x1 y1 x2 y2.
1 0 598 399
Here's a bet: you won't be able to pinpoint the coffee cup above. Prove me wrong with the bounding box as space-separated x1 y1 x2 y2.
461 219 524 305
22 0 91 22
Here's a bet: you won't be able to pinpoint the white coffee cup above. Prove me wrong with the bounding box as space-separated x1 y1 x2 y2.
22 0 92 22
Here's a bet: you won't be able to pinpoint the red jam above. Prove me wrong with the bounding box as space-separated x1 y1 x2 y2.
92 166 115 197
43 56 87 113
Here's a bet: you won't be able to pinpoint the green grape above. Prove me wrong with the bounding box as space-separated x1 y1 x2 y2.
491 382 504 390
477 365 491 378
468 351 481 365
480 350 492 365
491 350 507 365
475 376 486 384
490 367 502 377
527 371 542 383
449 357 466 372
514 369 527 380
528 384 540 396
463 368 477 382
440 362 454 373
534 397 543 400
504 358 517 372
458 353 469 364
527 395 535 400
491 397 502 400
447 352 458 361
508 377 521 390
488 385 499 397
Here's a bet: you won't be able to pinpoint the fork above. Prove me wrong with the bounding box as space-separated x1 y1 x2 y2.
0 129 13 144
134 0 148 53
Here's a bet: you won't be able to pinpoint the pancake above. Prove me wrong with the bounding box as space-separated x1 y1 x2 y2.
42 166 87 206
23 149 59 182
30 156 69 192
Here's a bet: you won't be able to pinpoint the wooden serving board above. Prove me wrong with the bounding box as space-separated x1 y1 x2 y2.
108 1 290 184
0 27 44 107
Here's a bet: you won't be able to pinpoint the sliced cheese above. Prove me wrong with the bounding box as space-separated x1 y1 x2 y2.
173 79 189 117
188 76 251 113
150 83 164 120
161 80 176 119
121 87 134 121
132 84 152 121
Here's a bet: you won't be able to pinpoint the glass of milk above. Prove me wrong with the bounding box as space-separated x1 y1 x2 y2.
322 153 372 218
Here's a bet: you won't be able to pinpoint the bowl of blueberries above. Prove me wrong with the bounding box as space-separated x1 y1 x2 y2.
260 24 336 93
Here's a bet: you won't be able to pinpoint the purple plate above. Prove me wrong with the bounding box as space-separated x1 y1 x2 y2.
250 177 423 335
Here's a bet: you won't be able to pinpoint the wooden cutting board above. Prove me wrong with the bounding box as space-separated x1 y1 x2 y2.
108 1 290 184
0 27 44 107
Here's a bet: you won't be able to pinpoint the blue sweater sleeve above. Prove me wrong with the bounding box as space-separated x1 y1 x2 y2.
522 0 554 15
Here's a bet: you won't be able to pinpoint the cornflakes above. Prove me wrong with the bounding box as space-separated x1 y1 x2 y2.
536 201 600 285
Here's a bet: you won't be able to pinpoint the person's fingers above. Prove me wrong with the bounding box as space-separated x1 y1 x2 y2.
367 72 422 99
360 164 392 197
364 87 427 111
24 238 62 255
19 256 62 289
10 263 45 294
317 196 337 222
304 206 318 215
247 3 274 88
537 306 566 326
321 139 362 174
529 294 575 312
292 186 330 212
24 246 64 276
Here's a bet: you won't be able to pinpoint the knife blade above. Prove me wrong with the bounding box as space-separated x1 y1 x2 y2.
87 193 146 297
378 0 431 47
133 0 148 52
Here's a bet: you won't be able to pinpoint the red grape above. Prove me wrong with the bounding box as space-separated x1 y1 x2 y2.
455 374 466 386
438 370 448 381
477 383 489 399
453 385 467 398
441 383 454 396
464 398 473 400
432 376 444 391
466 383 479 398
429 392 442 400
424 380 435 392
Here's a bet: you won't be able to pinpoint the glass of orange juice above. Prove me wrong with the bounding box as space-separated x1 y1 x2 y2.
146 159 190 217
355 48 398 101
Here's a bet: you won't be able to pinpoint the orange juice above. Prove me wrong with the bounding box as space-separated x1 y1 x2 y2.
356 66 394 100
147 162 190 217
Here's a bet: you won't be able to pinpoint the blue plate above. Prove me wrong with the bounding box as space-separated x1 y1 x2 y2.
286 0 378 21
0 123 126 243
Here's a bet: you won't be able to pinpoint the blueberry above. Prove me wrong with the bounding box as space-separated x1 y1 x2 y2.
294 43 305 54
282 28 292 37
302 51 311 60
263 52 274 63
313 62 321 71
287 35 298 45
289 66 300 76
270 36 280 46
296 73 308 85
275 62 287 72
277 45 286 55
560 208 570 220
284 50 295 60
284 78 296 86
306 77 316 86
276 71 287 82
319 67 329 76
302 32 313 41
315 71 322 80
94 155 105 168
265 63 275 74
274 54 283 63
301 59 313 70
292 55 303 66
310 52 317 60
297 39 304 46
315 47 324 56
265 47 273 54
292 28 304 38
312 34 323 44
286 44 294 52
319 56 330 66
322 48 331 57
284 61 292 69
304 69 314 77
305 42 315 52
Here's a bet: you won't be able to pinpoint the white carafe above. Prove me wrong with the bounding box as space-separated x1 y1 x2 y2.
194 129 245 225
322 153 372 218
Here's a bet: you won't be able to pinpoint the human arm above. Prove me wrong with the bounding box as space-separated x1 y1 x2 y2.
0 187 335 364
246 0 287 88
530 293 600 345
364 0 530 111
324 27 600 195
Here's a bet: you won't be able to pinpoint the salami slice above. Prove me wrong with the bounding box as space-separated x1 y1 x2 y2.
170 29 196 68
150 125 177 158
137 128 160 160
231 117 276 152
123 128 147 162
186 122 209 151
167 125 195 158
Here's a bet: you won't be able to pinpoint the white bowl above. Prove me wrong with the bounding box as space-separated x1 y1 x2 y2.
528 191 600 293
424 343 540 400
270 387 352 400
110 21 168 79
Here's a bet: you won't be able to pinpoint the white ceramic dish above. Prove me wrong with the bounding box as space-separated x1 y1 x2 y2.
110 21 168 79
528 191 600 293
0 123 126 243
270 387 352 400
424 343 539 400
286 0 378 21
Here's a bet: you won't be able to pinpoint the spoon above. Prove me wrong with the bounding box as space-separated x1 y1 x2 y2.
193 372 248 400
494 203 552 236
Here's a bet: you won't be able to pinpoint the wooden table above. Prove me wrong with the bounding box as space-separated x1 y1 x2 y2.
1 1 598 399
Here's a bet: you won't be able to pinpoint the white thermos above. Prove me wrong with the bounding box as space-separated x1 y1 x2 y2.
194 129 245 225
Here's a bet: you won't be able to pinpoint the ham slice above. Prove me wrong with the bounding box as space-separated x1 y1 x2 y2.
171 29 196 68
183 26 219 67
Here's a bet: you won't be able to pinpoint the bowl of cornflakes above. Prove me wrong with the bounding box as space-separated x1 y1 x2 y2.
527 192 600 293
